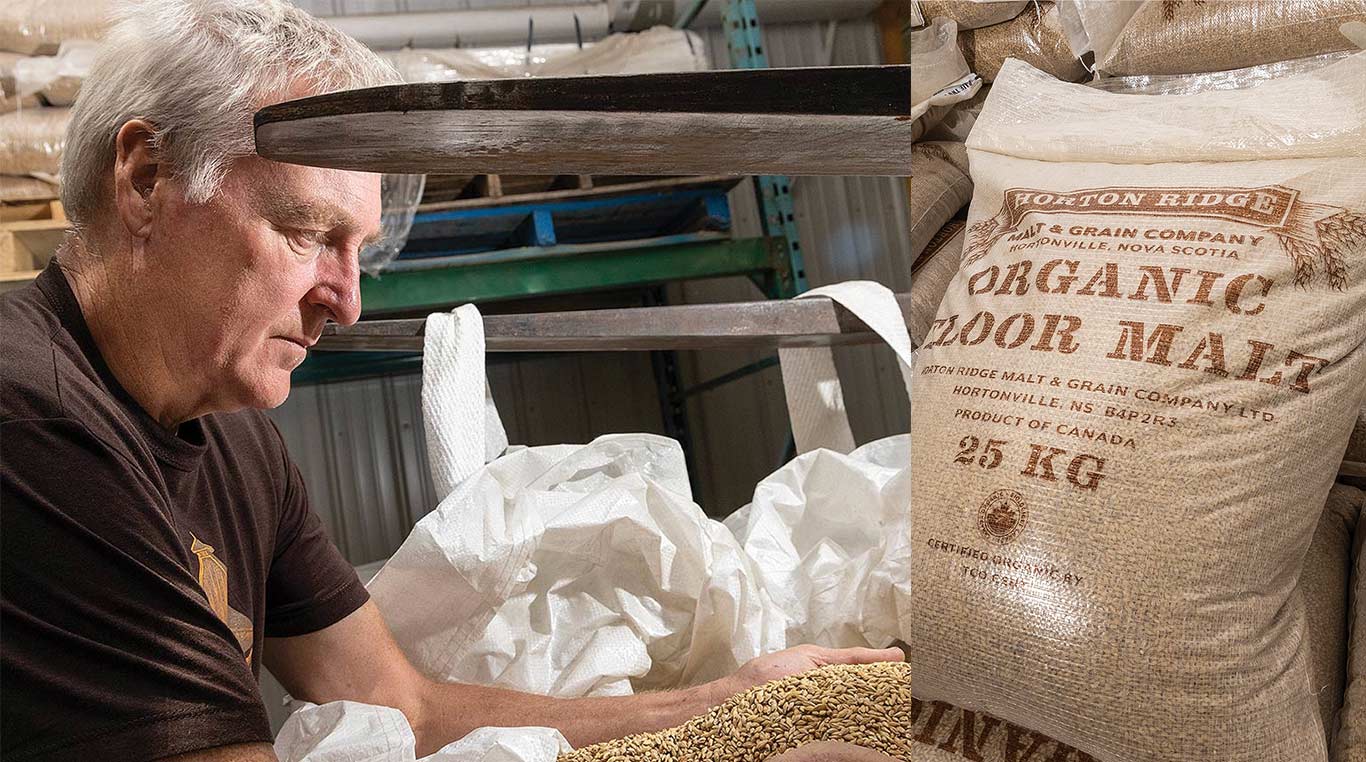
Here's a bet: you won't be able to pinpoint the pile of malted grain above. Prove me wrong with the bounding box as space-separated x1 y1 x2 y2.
558 662 910 762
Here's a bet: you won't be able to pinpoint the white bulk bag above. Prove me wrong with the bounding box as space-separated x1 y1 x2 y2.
276 282 912 761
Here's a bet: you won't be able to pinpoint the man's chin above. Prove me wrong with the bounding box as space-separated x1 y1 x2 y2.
236 368 295 410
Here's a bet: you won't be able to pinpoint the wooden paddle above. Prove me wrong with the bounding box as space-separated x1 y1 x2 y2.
254 66 911 177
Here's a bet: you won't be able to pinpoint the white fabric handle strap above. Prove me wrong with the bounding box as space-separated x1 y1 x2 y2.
778 281 915 456
422 304 509 497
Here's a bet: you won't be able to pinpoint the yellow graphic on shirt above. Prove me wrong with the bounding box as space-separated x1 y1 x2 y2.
190 534 254 663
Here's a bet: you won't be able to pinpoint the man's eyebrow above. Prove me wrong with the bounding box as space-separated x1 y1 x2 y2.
262 197 347 226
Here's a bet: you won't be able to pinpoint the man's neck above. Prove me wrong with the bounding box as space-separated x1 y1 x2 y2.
59 236 209 431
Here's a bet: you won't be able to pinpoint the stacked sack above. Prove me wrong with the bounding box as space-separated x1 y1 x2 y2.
907 1 1366 760
0 1 101 202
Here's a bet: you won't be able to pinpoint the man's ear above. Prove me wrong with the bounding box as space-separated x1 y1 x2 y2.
111 119 163 240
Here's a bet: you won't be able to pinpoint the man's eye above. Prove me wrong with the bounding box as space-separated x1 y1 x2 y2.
285 229 328 257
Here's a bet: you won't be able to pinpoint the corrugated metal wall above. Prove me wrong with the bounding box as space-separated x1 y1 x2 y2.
267 15 910 567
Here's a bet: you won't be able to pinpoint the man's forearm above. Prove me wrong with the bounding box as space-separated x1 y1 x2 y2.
411 676 735 756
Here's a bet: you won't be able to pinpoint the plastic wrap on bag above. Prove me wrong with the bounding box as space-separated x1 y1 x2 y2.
1090 50 1352 94
359 173 425 276
12 40 97 106
381 26 708 83
916 0 1030 30
911 54 1366 762
911 17 983 141
1053 0 1143 61
909 141 971 261
920 83 990 143
1 51 19 96
1095 0 1366 76
0 107 68 175
959 1 1087 82
0 0 109 56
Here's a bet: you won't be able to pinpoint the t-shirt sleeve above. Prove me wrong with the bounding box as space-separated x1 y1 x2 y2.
262 418 369 638
0 418 272 761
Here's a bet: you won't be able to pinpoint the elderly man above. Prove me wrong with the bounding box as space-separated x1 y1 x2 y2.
0 1 903 761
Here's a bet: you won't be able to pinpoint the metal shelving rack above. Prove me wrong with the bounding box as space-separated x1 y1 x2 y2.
296 0 823 490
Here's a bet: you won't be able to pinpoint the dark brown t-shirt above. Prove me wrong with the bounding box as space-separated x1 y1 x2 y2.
1 261 370 760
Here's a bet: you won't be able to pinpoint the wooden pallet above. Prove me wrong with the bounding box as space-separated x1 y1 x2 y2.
422 173 608 205
0 201 68 292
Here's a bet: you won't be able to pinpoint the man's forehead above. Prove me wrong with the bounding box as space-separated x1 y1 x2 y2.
252 163 383 238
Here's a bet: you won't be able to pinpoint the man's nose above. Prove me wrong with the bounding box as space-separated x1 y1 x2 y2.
306 247 362 326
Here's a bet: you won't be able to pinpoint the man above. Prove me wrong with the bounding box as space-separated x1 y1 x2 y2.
0 1 903 760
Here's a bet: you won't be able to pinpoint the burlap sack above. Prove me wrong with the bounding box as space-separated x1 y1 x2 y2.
1095 0 1366 77
912 18 982 142
910 142 971 263
916 1 1031 30
0 0 108 56
1341 494 1366 762
0 174 59 203
1348 405 1366 464
0 107 68 175
911 218 966 347
910 54 1366 762
959 1 1087 83
910 484 1362 761
1306 484 1361 756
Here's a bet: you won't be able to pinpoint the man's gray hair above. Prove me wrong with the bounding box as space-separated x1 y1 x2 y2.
60 0 400 227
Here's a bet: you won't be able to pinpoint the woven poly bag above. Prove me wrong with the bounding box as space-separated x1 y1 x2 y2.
1095 0 1366 77
1347 404 1366 469
910 218 966 346
911 142 972 262
920 84 990 144
1343 486 1366 762
0 107 67 174
910 484 1361 761
1305 484 1362 757
911 17 983 142
915 1 1030 30
910 55 1366 761
958 1 1086 82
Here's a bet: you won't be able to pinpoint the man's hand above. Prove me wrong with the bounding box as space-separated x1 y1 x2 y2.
716 644 907 700
267 603 907 755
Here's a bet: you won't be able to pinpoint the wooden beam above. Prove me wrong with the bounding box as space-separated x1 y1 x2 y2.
255 67 911 123
317 293 912 352
257 110 912 177
254 67 913 177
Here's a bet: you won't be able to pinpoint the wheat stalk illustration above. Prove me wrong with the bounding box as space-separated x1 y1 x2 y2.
1314 211 1366 292
1279 235 1321 289
1162 0 1205 22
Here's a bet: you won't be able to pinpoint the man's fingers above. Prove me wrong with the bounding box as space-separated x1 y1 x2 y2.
818 646 906 665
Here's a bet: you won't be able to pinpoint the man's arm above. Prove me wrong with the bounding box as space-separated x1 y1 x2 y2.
265 601 904 758
162 743 278 762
